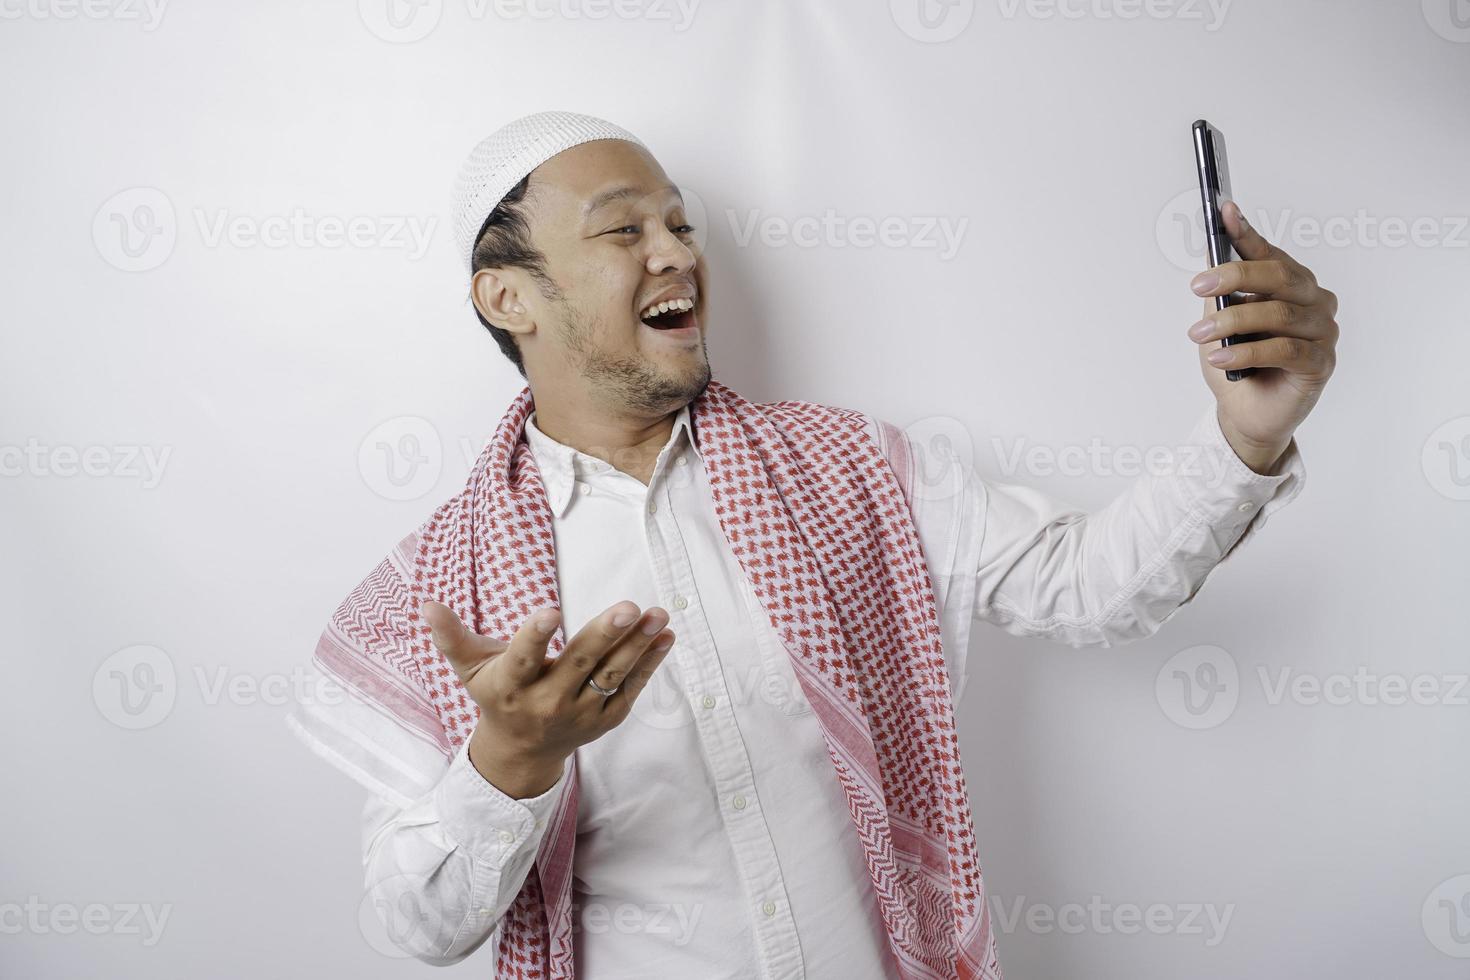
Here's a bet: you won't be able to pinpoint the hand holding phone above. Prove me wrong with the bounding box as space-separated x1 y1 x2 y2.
1192 119 1265 381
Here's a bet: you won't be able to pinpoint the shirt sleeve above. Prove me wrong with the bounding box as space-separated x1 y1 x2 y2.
360 739 572 964
966 404 1306 648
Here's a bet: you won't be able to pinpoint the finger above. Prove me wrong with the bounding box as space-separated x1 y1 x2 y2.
1192 257 1319 306
580 609 672 702
598 631 676 720
1206 335 1334 377
544 601 643 686
490 606 562 689
1188 300 1336 346
422 600 509 682
1220 200 1283 263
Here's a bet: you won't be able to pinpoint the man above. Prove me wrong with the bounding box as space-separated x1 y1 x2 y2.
288 111 1336 979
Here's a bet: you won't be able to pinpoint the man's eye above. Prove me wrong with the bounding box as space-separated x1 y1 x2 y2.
605 224 696 237
605 224 696 239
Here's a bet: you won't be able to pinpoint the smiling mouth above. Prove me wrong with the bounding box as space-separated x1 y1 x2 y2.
640 306 698 332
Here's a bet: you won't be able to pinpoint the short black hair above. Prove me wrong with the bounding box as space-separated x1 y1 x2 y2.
469 173 562 379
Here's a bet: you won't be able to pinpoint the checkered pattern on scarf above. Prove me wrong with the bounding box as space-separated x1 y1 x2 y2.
333 379 1002 979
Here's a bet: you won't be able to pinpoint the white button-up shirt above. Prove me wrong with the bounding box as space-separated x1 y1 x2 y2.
291 400 1304 978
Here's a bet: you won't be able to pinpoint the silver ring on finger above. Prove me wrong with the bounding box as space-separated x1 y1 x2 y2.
586 676 620 697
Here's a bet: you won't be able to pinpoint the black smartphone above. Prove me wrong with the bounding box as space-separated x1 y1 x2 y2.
1192 119 1263 381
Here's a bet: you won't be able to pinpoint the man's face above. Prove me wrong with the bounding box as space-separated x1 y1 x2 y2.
504 139 710 416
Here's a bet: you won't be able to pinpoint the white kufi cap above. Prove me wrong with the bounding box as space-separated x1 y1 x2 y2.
450 110 647 274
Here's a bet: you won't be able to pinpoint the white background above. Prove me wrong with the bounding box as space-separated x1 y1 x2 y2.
3 1 1468 977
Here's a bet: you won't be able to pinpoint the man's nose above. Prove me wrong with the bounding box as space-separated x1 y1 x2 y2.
644 223 696 276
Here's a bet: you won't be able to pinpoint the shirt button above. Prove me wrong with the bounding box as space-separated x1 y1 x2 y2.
762 901 776 917
673 595 689 610
498 829 514 843
701 694 716 709
732 794 747 810
676 455 687 466
647 501 658 515
1237 501 1255 513
576 482 590 495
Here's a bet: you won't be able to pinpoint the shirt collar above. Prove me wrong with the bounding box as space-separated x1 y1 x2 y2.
524 402 700 518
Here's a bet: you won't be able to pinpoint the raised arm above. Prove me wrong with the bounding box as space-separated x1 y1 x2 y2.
969 196 1334 648
968 405 1304 648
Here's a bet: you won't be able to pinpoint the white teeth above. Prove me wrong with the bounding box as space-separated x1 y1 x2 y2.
640 297 694 320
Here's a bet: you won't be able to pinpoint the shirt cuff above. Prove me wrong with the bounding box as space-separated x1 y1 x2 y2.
1175 405 1307 554
434 739 570 868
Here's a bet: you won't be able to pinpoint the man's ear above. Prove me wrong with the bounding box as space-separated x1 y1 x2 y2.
471 269 533 336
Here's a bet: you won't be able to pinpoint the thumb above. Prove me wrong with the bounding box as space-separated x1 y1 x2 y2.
1221 199 1279 263
421 600 507 680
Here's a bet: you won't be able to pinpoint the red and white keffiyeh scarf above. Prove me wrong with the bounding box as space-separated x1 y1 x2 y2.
323 378 1001 979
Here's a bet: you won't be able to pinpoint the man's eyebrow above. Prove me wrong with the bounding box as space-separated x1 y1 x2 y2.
580 184 681 220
